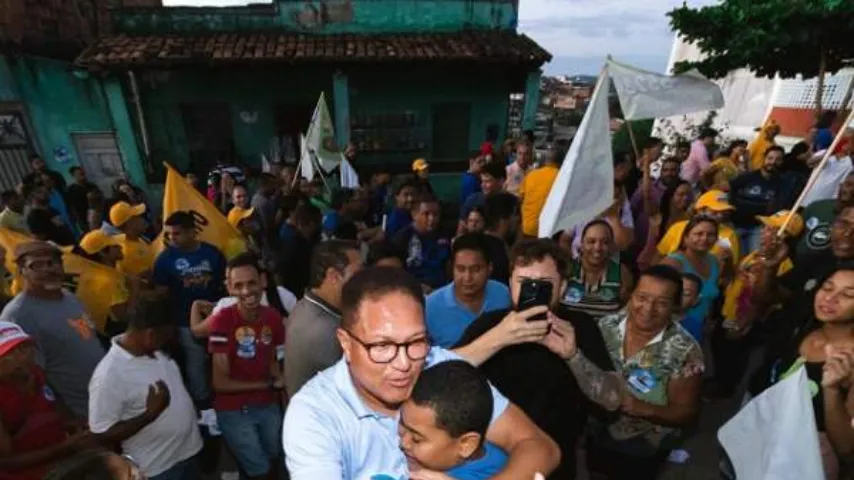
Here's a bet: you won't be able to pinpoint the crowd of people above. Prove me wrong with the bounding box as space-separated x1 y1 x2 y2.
0 119 853 480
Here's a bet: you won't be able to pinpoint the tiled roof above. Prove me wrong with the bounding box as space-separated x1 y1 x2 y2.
75 30 551 68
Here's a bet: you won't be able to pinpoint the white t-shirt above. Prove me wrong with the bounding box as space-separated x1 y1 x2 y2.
212 286 298 315
802 155 853 207
88 337 202 477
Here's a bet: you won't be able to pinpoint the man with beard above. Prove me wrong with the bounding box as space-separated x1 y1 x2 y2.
454 240 615 479
729 146 803 254
282 267 560 479
0 241 105 420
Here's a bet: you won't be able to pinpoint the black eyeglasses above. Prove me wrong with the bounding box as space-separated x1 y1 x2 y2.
343 329 430 364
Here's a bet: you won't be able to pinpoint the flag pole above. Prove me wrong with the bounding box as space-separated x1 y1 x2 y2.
777 107 854 237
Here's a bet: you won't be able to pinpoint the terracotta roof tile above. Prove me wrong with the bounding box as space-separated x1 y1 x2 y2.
75 30 551 68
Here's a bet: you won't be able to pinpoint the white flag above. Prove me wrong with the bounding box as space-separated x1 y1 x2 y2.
340 158 360 188
538 68 614 238
607 56 724 120
305 92 345 172
260 153 272 173
718 367 824 480
299 134 314 181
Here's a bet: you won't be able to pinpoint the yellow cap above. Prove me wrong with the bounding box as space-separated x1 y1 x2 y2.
411 158 429 172
227 207 255 228
109 202 146 227
695 190 734 212
757 210 805 237
77 230 120 255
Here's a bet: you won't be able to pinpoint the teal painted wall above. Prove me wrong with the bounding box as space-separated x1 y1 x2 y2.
138 65 510 175
116 0 518 34
0 56 19 101
139 67 332 173
5 56 114 181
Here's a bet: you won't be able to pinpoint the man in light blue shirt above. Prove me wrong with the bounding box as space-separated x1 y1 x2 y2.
282 267 560 480
426 233 511 348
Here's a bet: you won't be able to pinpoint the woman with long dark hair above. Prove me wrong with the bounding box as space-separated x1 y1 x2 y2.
637 180 693 270
745 263 854 479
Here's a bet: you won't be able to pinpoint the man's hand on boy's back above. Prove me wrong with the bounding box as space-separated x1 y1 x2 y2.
409 469 454 480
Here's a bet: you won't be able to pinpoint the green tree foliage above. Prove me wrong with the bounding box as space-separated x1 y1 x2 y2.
669 0 854 112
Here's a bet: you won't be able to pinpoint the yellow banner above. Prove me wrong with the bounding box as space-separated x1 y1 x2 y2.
156 164 245 259
0 228 125 333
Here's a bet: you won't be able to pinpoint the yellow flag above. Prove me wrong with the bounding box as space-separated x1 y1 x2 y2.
156 164 246 258
0 228 125 333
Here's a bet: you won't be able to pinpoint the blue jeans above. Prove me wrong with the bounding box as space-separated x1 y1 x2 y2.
178 327 210 404
218 404 282 477
149 456 199 480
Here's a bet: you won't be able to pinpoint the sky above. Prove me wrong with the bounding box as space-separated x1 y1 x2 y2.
518 0 717 76
161 0 717 76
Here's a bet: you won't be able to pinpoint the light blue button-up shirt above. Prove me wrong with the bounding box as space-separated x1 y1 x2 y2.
282 347 509 480
425 281 512 349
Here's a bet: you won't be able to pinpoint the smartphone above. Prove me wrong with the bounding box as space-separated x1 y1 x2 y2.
517 279 552 321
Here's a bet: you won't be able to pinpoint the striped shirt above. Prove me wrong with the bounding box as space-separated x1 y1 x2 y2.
561 258 624 318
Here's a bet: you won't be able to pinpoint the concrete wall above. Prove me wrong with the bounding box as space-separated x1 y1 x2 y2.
116 0 518 34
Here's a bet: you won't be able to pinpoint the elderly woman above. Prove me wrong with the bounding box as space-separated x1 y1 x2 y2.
561 219 633 318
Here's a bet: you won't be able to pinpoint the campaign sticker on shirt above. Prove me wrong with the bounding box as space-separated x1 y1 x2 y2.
627 368 657 394
235 326 257 359
564 287 583 304
806 216 819 230
260 325 273 345
43 385 55 402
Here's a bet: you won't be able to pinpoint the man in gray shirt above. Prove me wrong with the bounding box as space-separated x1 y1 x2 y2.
284 240 362 396
0 241 105 419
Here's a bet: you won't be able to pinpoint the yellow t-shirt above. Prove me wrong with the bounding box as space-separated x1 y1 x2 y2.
519 165 559 236
657 220 741 267
117 235 154 276
708 157 739 190
721 251 793 321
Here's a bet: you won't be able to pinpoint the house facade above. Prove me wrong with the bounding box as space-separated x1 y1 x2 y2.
1 0 550 197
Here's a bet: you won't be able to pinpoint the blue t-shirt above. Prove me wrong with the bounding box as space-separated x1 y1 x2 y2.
386 207 412 237
323 211 341 236
426 281 512 348
153 242 226 325
446 443 508 480
460 172 481 205
680 312 704 343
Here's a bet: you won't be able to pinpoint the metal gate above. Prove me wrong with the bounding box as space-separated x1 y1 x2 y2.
0 104 35 191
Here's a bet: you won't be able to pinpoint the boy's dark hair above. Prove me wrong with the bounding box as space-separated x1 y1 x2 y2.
638 265 684 306
613 151 631 166
483 193 518 230
127 298 172 332
452 233 491 265
480 161 506 181
227 252 262 276
681 272 703 292
394 179 420 197
410 360 492 444
366 240 404 266
308 240 359 289
414 192 439 210
164 211 195 229
510 239 568 278
341 267 424 329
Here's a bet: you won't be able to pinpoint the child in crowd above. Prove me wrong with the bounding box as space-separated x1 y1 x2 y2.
679 273 704 342
399 361 507 480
